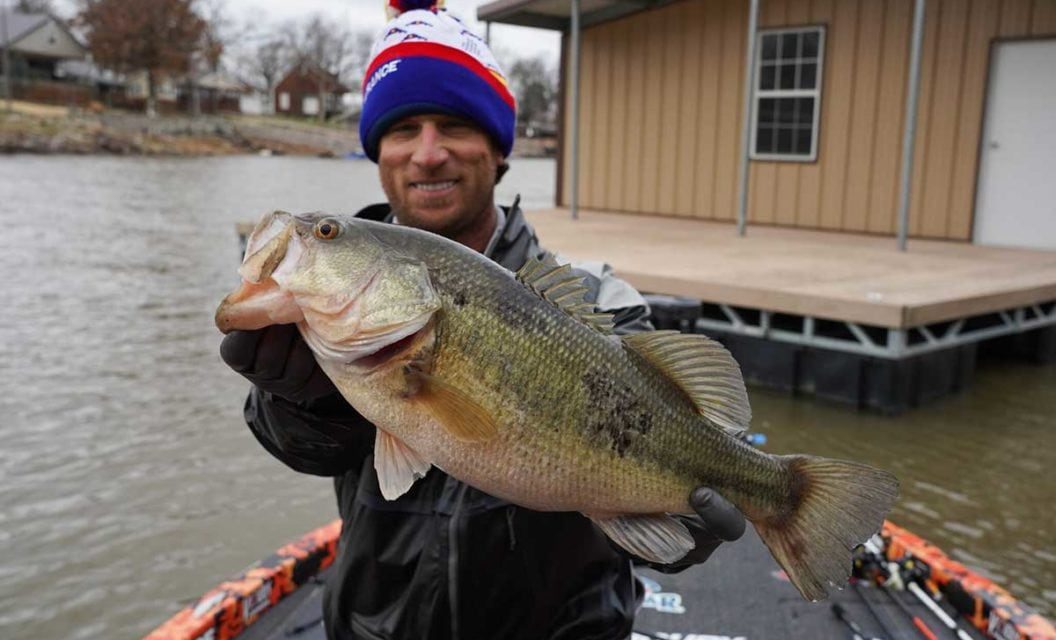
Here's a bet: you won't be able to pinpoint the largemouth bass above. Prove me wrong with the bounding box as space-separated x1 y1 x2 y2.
216 210 899 602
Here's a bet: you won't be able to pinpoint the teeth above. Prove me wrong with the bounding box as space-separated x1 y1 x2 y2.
415 180 456 192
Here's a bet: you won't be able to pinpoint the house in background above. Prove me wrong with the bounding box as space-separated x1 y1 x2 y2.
0 9 88 104
274 65 349 119
189 71 246 114
118 70 246 114
479 0 1056 251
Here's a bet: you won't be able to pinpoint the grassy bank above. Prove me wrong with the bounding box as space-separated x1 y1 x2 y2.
0 101 557 158
0 102 360 157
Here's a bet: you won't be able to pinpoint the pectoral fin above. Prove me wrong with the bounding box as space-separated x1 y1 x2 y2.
374 430 432 500
587 513 695 564
414 373 498 443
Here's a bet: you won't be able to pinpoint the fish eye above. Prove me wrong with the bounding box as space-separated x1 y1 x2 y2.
314 219 341 240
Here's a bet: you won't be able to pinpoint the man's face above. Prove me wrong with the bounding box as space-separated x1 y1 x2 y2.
377 114 504 239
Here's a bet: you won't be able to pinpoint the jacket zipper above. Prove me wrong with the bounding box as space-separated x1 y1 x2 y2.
448 482 469 640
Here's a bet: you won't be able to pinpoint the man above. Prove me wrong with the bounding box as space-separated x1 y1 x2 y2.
220 8 744 640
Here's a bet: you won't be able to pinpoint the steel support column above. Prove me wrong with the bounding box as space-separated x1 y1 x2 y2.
569 0 581 220
897 0 926 251
736 0 760 236
1 2 11 112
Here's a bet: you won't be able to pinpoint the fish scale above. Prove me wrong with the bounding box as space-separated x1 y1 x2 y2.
216 210 900 602
421 249 703 513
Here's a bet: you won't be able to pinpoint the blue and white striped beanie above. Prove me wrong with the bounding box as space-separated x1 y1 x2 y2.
359 7 517 162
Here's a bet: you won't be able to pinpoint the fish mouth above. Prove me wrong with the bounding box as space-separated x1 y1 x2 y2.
215 277 304 333
215 214 303 334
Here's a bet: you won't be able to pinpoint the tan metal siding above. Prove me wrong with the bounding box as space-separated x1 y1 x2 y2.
713 0 747 221
560 0 1056 240
675 0 706 216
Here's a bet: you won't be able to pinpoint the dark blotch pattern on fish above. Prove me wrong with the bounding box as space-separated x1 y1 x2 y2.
582 368 653 456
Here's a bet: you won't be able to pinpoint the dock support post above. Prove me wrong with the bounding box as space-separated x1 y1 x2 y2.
1 2 12 112
736 0 760 237
569 0 581 220
485 21 491 45
897 0 926 252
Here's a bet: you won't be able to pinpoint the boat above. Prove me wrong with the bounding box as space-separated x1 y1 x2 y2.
143 516 1055 640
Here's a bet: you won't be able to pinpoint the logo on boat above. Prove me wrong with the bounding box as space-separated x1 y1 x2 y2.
242 579 272 622
639 576 687 614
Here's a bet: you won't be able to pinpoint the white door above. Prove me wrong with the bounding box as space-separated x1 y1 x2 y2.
974 39 1056 250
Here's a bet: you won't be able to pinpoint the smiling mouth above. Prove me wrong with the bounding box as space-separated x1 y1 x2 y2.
412 180 458 192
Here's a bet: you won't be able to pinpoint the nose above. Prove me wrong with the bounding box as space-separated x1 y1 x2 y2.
410 122 450 168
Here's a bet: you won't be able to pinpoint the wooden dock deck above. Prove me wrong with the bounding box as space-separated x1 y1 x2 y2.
525 208 1056 330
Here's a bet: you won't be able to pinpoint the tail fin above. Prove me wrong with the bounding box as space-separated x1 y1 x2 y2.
754 455 899 602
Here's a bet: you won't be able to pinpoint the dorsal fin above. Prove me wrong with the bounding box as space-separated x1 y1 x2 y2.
622 331 751 435
516 253 614 335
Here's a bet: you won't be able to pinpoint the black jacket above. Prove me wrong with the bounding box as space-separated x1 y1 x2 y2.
243 200 654 640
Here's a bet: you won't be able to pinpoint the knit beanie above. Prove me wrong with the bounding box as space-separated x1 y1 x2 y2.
359 3 517 162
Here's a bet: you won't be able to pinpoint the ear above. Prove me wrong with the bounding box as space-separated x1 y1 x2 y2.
495 156 510 185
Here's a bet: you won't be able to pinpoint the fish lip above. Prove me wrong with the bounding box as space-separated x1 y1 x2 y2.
240 218 294 284
215 277 304 333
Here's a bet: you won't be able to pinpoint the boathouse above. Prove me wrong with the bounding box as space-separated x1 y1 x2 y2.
478 0 1056 411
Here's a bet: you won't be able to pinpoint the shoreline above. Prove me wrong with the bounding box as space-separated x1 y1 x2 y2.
0 102 557 158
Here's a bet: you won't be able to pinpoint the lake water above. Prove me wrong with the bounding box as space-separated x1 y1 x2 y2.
0 155 1052 639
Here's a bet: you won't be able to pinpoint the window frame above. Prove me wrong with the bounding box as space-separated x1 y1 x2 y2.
749 25 827 163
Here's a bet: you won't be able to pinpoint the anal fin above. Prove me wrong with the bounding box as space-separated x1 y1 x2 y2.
374 430 432 500
587 513 694 564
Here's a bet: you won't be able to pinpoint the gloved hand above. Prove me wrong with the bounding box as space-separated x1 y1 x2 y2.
647 487 746 572
220 324 337 403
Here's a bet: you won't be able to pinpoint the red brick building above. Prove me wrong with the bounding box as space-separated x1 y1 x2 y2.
274 66 349 119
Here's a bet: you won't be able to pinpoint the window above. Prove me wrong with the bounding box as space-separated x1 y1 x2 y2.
751 26 825 161
279 92 290 111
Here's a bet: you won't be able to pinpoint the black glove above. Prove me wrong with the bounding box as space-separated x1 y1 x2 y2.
220 324 337 403
646 487 747 573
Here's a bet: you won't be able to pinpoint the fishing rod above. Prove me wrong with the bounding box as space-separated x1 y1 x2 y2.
853 540 940 640
882 585 939 640
896 554 979 640
907 581 975 640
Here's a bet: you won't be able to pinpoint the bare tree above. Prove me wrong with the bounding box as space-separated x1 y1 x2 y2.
77 0 208 116
344 30 374 88
237 36 287 114
281 15 372 122
292 15 347 122
507 56 556 134
187 0 230 116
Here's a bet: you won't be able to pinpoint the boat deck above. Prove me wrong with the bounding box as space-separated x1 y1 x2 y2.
525 208 1056 329
236 528 989 640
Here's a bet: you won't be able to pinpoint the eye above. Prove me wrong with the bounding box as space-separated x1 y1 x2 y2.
314 219 341 240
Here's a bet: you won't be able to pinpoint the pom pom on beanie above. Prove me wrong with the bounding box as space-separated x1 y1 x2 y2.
386 0 443 19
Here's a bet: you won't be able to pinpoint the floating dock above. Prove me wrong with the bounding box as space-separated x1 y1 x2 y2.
527 208 1056 412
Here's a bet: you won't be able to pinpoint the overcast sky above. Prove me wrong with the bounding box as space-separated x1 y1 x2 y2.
52 0 561 67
